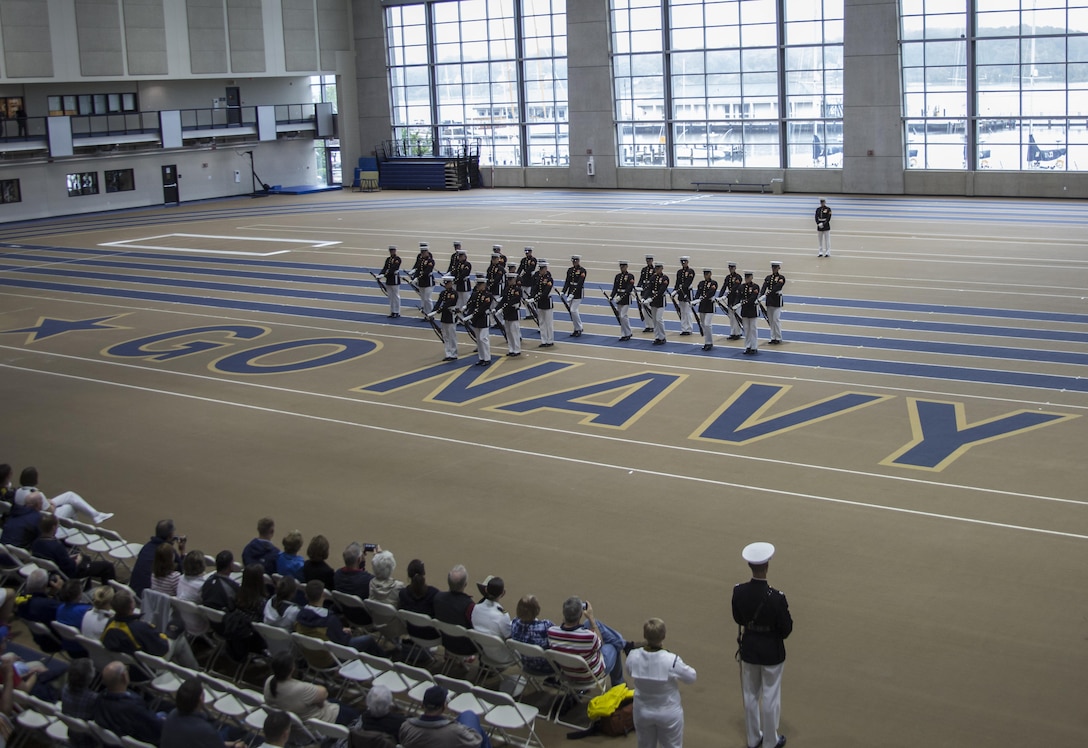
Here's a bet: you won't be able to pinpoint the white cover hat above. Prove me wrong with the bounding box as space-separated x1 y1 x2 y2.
742 542 775 565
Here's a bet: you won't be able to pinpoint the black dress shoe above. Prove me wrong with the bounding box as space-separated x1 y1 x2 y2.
642 327 653 333
652 339 665 345
774 736 786 748
506 352 520 357
680 331 691 336
702 344 712 351
769 339 781 345
743 348 752 355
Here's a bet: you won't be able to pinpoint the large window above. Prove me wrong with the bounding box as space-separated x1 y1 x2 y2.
311 74 341 185
386 0 568 167
901 0 1088 171
612 0 843 168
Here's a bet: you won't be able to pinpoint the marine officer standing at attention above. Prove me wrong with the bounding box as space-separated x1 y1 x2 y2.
719 262 744 340
760 261 786 345
732 542 792 748
815 198 832 257
431 275 460 361
381 245 402 318
412 242 435 315
610 261 636 341
648 262 669 346
464 274 493 366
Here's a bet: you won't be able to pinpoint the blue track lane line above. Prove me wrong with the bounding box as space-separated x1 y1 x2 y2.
5 245 1088 327
4 274 1084 393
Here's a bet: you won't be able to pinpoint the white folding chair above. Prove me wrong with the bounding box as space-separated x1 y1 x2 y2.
433 619 478 675
363 598 406 645
325 640 381 700
397 609 443 665
392 661 436 712
473 684 544 748
434 674 490 716
305 718 350 742
330 589 373 630
543 649 610 727
253 621 295 657
290 631 341 685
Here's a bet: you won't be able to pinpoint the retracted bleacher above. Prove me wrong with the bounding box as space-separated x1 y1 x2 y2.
374 138 480 191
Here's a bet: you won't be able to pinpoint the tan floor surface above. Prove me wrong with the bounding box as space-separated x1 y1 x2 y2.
1 188 1086 747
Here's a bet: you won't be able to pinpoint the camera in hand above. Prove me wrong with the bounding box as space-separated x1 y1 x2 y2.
364 543 378 553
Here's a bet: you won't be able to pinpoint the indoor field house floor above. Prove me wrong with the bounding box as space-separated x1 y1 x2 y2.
1 187 1086 748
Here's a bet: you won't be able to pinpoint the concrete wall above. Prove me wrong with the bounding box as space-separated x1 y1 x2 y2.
0 138 319 222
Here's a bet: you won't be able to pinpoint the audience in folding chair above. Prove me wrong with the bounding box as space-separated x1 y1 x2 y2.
132 519 187 596
175 550 211 636
295 580 380 655
201 550 241 616
433 565 477 658
302 534 336 589
241 517 279 574
359 684 407 739
31 513 116 584
61 658 98 748
221 563 269 662
1 491 44 548
13 467 113 524
81 585 115 640
263 650 360 726
262 576 301 631
399 685 491 748
509 594 555 676
101 589 199 672
15 568 61 629
275 531 305 581
470 576 518 669
547 596 636 688
92 660 164 745
162 676 247 748
334 541 376 600
55 579 90 656
256 710 291 748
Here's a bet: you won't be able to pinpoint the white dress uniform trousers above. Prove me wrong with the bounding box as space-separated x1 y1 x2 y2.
741 661 784 748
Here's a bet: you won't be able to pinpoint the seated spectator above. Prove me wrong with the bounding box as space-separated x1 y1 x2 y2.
302 534 335 589
61 658 97 748
15 567 61 625
162 677 246 748
0 491 43 548
151 542 182 595
241 517 279 574
102 589 199 671
399 685 491 748
470 576 516 668
263 576 301 631
295 580 377 654
0 657 11 746
257 710 291 748
509 594 554 675
175 550 210 637
263 651 359 726
275 531 304 581
13 467 113 524
55 579 90 657
81 586 114 640
547 596 633 688
433 564 476 657
132 519 186 596
398 559 439 641
370 550 406 644
360 684 407 739
333 541 376 599
222 564 268 662
92 660 164 745
0 623 51 696
31 513 116 584
201 550 240 612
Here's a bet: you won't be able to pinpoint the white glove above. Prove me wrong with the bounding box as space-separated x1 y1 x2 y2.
758 295 767 304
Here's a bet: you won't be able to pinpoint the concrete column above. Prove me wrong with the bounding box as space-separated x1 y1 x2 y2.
842 0 905 194
352 0 392 161
566 0 617 189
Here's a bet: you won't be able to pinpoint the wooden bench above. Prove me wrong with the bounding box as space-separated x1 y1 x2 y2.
691 181 771 193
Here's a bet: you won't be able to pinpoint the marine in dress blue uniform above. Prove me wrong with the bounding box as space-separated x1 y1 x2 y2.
610 261 635 341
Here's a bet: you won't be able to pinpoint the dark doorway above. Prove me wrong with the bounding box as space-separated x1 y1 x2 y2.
162 164 179 205
226 86 241 126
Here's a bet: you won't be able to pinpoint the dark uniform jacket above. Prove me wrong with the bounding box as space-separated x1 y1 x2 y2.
732 578 792 666
648 273 669 308
533 272 554 310
563 266 586 299
720 270 743 305
696 279 718 314
761 273 786 308
638 263 655 298
816 205 832 231
434 288 459 324
516 255 537 287
486 261 506 296
675 266 695 302
739 281 762 318
453 259 473 293
465 288 494 329
381 254 402 286
500 285 522 321
611 271 635 305
413 254 436 287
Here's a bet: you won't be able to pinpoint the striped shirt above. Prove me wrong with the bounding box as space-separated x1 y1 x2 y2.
547 624 604 684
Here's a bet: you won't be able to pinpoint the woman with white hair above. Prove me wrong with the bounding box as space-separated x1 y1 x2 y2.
368 550 406 644
624 618 697 748
360 684 406 738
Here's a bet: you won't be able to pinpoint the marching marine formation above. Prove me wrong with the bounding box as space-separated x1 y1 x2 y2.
648 262 669 345
638 255 656 332
719 262 743 340
464 275 494 366
675 256 695 335
411 242 435 315
432 275 460 361
380 245 402 318
738 271 762 355
533 259 555 347
499 272 523 357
